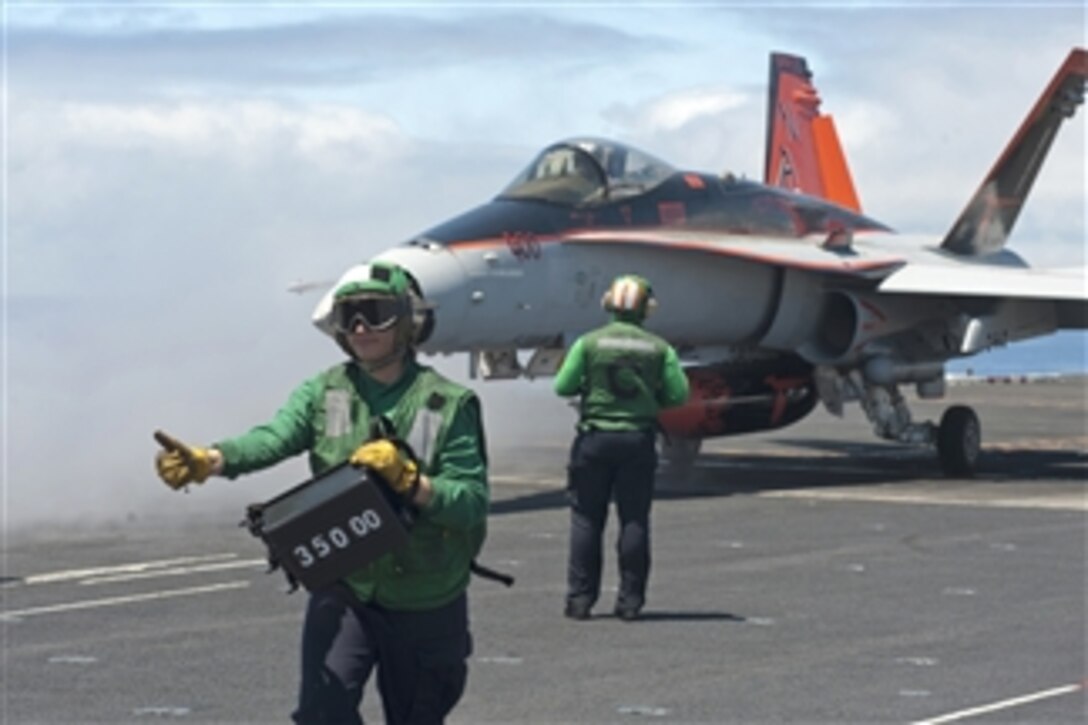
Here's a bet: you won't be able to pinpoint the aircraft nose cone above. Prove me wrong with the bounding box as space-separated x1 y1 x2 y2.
373 244 469 353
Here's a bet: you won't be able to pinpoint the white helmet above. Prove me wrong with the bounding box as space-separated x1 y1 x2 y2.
601 274 656 319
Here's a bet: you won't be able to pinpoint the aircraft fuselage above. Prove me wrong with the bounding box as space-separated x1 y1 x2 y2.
374 139 888 355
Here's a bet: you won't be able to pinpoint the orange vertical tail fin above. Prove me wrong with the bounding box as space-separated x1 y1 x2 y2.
764 52 862 212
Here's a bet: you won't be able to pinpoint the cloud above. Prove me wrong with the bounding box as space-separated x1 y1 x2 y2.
7 96 419 302
608 86 750 134
7 10 680 98
54 99 409 162
652 90 746 132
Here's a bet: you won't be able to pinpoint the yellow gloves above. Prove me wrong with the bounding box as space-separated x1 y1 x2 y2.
154 430 216 489
349 439 419 495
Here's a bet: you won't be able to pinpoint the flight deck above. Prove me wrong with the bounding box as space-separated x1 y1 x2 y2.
4 377 1085 723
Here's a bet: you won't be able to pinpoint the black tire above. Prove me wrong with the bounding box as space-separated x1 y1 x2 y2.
937 405 981 478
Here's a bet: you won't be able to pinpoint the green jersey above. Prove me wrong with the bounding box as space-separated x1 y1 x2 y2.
554 320 689 431
215 358 488 611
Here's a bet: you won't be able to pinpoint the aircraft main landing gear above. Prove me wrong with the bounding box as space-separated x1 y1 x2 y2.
936 405 981 478
837 371 983 479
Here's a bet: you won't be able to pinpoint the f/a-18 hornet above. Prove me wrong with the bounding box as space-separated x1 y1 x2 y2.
315 48 1087 477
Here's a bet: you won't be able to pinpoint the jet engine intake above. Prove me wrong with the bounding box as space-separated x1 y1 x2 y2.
809 291 858 362
799 291 946 365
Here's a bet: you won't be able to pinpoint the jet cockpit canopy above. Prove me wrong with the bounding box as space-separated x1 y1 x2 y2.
499 137 675 206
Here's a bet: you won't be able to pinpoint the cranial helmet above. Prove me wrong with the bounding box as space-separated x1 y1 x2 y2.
601 274 656 320
332 260 411 302
314 261 429 370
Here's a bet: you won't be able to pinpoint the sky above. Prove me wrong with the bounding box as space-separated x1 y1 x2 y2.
3 2 1086 527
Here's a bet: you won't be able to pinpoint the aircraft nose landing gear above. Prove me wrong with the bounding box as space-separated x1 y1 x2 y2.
657 435 701 485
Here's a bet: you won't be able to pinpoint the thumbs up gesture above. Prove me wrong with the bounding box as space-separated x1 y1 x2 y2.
154 430 219 490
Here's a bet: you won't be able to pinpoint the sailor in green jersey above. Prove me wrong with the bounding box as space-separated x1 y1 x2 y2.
153 261 488 724
554 274 689 622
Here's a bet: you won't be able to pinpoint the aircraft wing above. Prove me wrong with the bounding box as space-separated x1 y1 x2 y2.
561 229 904 279
878 263 1087 301
879 262 1088 330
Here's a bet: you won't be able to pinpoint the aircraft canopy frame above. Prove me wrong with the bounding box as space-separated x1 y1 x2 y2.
499 137 676 206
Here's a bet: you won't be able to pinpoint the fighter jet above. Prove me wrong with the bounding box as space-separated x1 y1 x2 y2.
317 48 1087 477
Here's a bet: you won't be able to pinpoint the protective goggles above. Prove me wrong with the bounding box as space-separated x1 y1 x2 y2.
334 296 409 333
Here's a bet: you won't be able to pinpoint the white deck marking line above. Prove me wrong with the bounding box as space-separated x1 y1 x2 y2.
699 459 874 473
760 488 1088 512
80 558 268 585
20 553 239 585
2 580 249 618
912 682 1084 724
493 476 1085 512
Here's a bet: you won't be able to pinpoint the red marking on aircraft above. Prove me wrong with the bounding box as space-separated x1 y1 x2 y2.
765 375 808 424
658 201 687 225
568 209 597 228
859 298 887 331
446 228 902 273
683 174 706 189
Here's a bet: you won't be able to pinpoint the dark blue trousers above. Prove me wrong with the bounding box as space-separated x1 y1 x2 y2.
566 428 657 612
292 589 470 725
